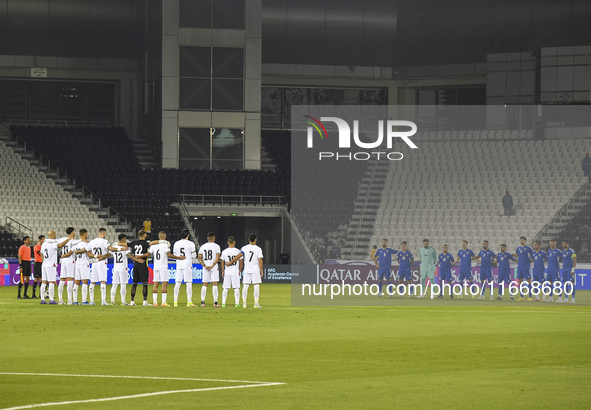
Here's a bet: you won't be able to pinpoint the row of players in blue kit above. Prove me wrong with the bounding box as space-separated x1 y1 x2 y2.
373 236 577 303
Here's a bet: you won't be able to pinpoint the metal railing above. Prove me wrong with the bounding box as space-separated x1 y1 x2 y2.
180 194 285 207
1 124 131 231
535 180 591 242
5 119 116 127
5 217 33 238
349 160 382 257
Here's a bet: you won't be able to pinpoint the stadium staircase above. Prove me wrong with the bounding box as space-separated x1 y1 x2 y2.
367 132 590 258
130 139 158 169
341 160 390 260
536 181 591 246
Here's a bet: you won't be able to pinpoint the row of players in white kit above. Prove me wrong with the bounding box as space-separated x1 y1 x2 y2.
39 229 264 308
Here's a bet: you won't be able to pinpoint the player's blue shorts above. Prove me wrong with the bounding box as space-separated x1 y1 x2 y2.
458 269 472 281
378 268 391 280
517 267 531 280
533 271 545 283
398 269 411 281
498 273 511 284
480 270 493 281
439 270 452 282
546 270 560 282
561 269 574 282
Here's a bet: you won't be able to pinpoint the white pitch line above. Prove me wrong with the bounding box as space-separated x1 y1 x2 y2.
0 383 285 410
0 372 271 385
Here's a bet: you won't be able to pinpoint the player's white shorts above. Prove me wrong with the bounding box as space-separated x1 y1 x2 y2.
223 274 240 289
42 266 57 282
112 269 129 285
153 269 169 283
60 259 76 279
202 267 220 283
91 263 108 283
242 272 261 285
175 268 192 283
76 264 91 281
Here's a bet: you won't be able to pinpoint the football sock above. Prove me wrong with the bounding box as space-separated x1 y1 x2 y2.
152 292 158 304
120 284 126 303
111 284 118 303
254 284 260 304
73 284 79 303
242 284 249 303
528 283 532 297
130 284 137 301
162 293 167 304
212 286 218 303
186 283 192 304
378 281 383 294
67 281 73 303
40 283 47 300
32 282 38 296
234 289 240 304
174 282 181 303
58 280 65 303
18 283 22 297
100 283 106 303
201 286 207 303
142 284 148 301
82 284 88 303
222 289 228 305
24 281 29 296
48 283 55 302
89 284 95 302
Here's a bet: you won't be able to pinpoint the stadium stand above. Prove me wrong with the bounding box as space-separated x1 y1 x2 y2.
0 139 118 251
10 126 291 242
341 133 590 260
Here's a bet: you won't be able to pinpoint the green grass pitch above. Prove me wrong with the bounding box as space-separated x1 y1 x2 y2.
1 284 590 409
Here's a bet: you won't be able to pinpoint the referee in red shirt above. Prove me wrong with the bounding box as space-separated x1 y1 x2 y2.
32 235 44 299
18 236 32 299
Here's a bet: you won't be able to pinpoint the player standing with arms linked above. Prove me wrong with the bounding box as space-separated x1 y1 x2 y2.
148 231 185 307
474 240 495 300
545 240 562 303
396 241 414 298
198 232 221 307
513 236 534 301
496 244 515 301
435 244 456 298
532 240 548 302
107 234 142 305
373 239 398 297
73 229 91 305
454 240 476 298
17 236 32 299
221 236 243 308
418 239 437 298
127 230 151 306
57 227 77 305
558 240 576 304
227 233 264 308
173 229 197 307
39 231 73 304
87 228 111 305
